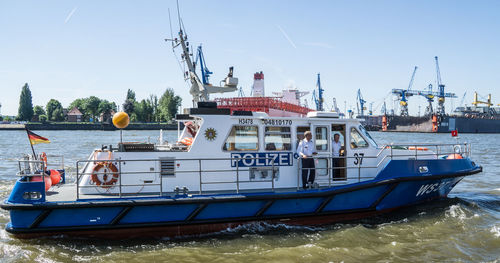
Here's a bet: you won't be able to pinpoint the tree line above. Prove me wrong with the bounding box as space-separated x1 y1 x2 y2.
12 83 182 123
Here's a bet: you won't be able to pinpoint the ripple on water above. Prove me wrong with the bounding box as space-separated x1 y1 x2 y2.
0 131 499 262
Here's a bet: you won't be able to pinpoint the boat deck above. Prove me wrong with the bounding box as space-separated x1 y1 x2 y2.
45 184 310 202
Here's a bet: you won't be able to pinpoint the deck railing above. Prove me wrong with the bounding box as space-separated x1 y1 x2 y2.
16 143 471 200
16 154 65 177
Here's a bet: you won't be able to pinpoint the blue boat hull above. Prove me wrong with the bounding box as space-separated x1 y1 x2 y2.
1 160 482 239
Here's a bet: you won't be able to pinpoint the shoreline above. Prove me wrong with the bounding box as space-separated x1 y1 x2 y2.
0 123 179 131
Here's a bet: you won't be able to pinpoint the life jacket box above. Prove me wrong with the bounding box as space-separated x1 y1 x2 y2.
119 143 155 152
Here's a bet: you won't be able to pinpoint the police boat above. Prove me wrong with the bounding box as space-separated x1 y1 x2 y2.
1 24 482 239
0 103 482 239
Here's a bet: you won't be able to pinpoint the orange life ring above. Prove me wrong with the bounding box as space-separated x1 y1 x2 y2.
90 162 119 188
408 146 428 151
40 152 48 170
180 137 193 146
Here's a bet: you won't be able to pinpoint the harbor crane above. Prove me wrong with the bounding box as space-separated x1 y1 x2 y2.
194 45 213 85
459 91 467 107
472 92 493 107
391 58 457 116
312 73 324 111
392 66 418 116
420 84 435 116
434 56 457 115
356 89 367 116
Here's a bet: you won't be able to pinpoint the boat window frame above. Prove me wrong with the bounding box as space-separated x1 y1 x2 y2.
295 126 311 149
222 125 260 152
264 126 292 151
358 125 378 147
350 127 369 149
314 125 329 152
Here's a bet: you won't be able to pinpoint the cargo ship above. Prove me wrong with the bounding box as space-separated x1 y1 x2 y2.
380 92 500 133
437 92 500 133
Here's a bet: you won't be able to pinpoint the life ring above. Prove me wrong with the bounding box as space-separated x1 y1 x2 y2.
180 137 193 146
408 146 428 151
90 162 119 188
40 152 48 170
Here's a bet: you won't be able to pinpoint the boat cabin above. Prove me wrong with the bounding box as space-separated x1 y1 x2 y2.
74 103 425 198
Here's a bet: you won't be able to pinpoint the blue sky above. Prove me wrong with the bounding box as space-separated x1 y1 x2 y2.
1 0 499 116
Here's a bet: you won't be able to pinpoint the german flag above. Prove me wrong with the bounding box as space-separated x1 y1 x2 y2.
27 129 50 145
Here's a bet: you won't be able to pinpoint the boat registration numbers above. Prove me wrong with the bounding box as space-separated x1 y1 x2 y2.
261 119 292 126
231 152 293 167
415 181 453 197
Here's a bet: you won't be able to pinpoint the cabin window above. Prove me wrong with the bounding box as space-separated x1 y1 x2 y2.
358 125 378 147
265 127 291 151
350 128 369 148
223 126 259 151
315 126 328 151
296 126 310 148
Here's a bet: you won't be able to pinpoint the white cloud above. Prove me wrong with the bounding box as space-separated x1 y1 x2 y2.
276 25 297 49
64 7 78 24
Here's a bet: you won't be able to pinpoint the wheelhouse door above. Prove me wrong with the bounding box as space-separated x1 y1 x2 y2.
312 125 330 183
331 124 347 180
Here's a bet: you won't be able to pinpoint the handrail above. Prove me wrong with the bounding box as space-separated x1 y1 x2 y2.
16 155 65 177
16 142 471 200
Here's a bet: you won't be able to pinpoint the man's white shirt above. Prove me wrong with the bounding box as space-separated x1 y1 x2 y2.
332 140 342 157
297 139 315 157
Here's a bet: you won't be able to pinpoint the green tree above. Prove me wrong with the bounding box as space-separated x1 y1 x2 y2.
68 98 85 113
126 89 136 101
148 94 159 122
83 96 101 122
132 99 153 122
123 89 136 115
33 105 45 116
98 100 116 115
158 88 182 122
39 115 48 122
46 99 64 121
17 83 34 121
69 98 89 121
97 100 117 122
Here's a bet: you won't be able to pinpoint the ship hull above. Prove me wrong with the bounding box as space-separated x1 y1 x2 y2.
385 115 434 132
2 161 481 239
438 116 500 133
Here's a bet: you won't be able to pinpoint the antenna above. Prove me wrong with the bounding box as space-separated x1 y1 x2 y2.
165 1 238 103
176 0 181 28
168 9 174 48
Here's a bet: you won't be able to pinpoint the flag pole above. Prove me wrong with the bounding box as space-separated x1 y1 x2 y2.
25 128 37 159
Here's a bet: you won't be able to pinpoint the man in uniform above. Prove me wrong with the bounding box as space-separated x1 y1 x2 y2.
332 133 343 179
297 131 316 189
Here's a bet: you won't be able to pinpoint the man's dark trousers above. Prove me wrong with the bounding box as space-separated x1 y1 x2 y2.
301 158 315 189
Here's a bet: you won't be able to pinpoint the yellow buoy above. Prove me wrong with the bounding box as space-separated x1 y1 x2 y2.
112 112 130 129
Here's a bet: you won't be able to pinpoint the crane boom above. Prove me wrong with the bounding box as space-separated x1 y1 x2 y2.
312 73 324 111
407 66 418 91
356 89 366 116
434 56 455 115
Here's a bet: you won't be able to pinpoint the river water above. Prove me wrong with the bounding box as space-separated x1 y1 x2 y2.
0 130 498 262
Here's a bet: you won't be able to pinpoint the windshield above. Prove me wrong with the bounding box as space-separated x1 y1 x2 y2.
358 125 378 147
